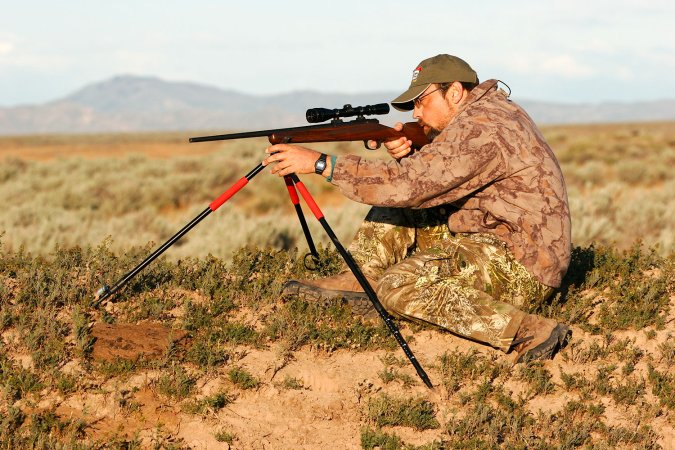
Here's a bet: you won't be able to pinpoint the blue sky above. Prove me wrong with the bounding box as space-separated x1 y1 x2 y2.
1 0 673 106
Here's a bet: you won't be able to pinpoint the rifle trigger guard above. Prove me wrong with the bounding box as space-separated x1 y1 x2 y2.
303 252 321 271
364 140 381 151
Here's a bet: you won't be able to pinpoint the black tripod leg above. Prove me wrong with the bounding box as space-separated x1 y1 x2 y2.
283 176 320 269
289 174 433 389
93 163 267 307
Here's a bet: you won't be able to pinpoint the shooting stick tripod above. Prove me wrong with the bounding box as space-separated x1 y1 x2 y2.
93 162 433 389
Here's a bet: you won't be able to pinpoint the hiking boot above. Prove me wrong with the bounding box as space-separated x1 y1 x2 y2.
281 272 378 319
510 314 571 364
301 271 375 292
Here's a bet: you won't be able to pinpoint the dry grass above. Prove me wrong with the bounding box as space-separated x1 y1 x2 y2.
1 122 673 260
0 135 372 260
542 121 674 253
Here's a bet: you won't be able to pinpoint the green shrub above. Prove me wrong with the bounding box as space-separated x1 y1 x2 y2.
156 364 196 399
648 364 675 409
183 391 234 415
228 366 259 390
517 361 556 395
366 394 439 430
360 427 404 450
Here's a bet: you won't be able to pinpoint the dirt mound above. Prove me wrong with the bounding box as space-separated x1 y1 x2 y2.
91 322 187 362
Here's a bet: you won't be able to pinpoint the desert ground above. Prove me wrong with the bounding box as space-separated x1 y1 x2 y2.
0 122 673 448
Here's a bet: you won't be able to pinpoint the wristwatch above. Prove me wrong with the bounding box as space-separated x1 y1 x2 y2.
314 153 328 175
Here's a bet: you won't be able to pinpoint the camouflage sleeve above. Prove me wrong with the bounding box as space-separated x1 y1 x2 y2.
331 127 505 208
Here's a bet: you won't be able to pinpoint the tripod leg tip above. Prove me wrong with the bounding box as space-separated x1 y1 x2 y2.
92 285 111 306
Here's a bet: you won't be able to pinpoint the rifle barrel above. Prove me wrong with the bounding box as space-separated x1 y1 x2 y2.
189 129 277 143
188 120 379 144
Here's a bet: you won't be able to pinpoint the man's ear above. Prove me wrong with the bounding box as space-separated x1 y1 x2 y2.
449 81 464 104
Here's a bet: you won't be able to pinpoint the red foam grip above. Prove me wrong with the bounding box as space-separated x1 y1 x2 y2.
284 177 300 204
294 181 324 219
209 177 249 211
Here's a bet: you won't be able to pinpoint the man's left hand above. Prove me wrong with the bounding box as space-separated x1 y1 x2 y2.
263 144 322 177
366 122 413 160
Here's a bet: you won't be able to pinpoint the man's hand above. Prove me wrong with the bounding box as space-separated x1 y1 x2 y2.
366 122 413 160
263 144 324 177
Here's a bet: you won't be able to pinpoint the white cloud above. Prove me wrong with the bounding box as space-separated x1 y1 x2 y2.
0 41 13 55
500 53 595 79
539 54 595 78
0 34 70 70
0 32 18 58
615 66 635 81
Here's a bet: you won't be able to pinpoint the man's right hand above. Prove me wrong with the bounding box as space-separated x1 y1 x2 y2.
367 122 413 160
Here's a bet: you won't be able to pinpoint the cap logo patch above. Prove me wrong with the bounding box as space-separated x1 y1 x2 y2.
411 66 422 82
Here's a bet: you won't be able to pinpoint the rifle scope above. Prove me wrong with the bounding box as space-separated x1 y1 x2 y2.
306 103 390 123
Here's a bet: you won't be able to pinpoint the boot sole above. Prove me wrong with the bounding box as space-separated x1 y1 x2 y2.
282 281 378 319
516 324 572 364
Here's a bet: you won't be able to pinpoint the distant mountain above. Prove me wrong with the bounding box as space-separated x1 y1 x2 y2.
0 75 673 135
0 75 410 135
519 99 675 124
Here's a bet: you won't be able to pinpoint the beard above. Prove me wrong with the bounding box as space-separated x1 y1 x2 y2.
419 121 443 141
419 109 455 142
426 128 442 141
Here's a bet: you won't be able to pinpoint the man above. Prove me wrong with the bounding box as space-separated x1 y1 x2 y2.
262 54 572 363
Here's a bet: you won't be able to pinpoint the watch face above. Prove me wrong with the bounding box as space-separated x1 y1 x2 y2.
315 155 327 174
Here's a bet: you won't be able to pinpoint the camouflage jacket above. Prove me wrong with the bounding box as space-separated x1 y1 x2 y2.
331 79 571 288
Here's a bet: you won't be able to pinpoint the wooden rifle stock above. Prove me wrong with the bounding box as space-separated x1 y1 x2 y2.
269 121 428 149
190 120 429 149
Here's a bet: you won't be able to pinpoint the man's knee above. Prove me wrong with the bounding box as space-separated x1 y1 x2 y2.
375 264 421 316
375 275 403 315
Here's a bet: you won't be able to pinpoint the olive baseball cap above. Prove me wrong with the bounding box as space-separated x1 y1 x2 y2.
391 54 478 111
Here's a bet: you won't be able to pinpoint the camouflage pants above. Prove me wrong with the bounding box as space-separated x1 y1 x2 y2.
346 206 553 352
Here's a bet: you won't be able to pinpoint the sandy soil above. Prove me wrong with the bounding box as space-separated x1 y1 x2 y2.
65 301 673 449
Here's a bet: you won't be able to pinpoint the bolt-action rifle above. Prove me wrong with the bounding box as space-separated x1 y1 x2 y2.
94 103 434 388
188 103 427 149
